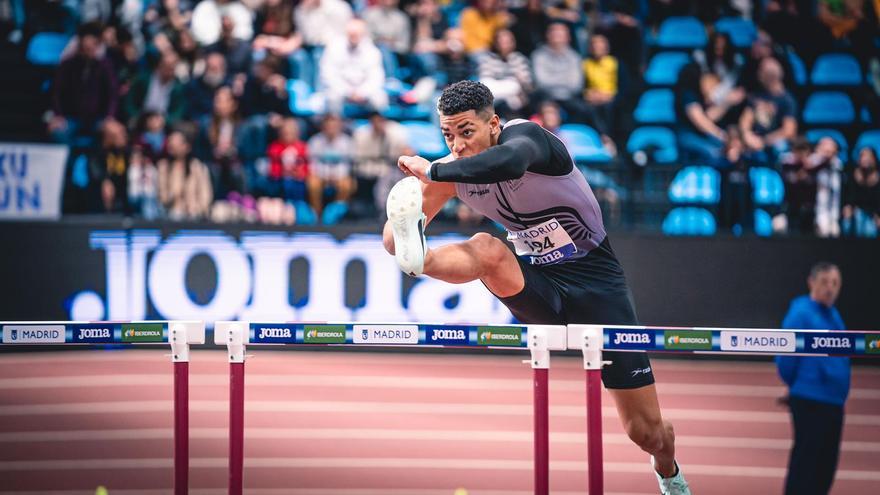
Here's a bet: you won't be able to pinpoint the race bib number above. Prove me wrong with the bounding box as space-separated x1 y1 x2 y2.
507 218 577 265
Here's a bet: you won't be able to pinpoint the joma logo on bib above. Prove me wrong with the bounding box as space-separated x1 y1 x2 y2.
432 329 465 341
809 336 852 350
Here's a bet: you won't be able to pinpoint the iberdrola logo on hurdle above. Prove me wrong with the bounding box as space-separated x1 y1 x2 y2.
121 323 164 343
866 334 880 354
477 326 523 346
303 325 346 344
664 330 712 350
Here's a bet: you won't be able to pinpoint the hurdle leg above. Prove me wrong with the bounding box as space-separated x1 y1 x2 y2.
528 327 552 495
586 368 603 495
570 325 606 495
217 322 248 495
169 322 203 495
230 361 245 495
173 361 189 495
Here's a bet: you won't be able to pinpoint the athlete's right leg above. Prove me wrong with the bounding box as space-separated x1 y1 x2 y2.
423 232 525 298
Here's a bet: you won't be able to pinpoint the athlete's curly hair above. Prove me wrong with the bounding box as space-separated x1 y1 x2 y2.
437 80 495 118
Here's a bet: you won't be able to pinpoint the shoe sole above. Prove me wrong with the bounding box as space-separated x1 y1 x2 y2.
386 177 427 277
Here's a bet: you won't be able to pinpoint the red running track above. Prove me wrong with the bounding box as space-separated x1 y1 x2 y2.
0 350 878 494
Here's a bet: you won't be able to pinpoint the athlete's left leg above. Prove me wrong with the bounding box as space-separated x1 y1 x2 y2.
608 385 677 477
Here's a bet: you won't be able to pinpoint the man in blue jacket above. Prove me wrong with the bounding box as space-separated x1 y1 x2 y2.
776 262 849 495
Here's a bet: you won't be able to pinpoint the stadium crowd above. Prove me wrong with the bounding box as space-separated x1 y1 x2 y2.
9 0 880 236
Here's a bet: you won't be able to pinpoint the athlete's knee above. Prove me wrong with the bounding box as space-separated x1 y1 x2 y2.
624 417 671 454
466 232 510 273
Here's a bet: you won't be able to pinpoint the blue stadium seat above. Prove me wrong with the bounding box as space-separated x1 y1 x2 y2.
644 52 691 86
749 167 784 206
557 124 613 163
656 16 707 49
754 209 773 237
401 120 448 160
853 129 880 159
26 32 70 66
802 91 855 125
662 207 717 236
668 166 720 204
786 49 808 86
626 127 678 164
811 53 863 86
287 79 320 116
806 128 849 162
714 17 757 48
634 89 675 124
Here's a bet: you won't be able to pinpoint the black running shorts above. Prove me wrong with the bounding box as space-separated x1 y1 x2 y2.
497 237 655 389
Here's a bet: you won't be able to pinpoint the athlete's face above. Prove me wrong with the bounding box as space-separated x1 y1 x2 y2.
808 268 841 308
439 110 500 159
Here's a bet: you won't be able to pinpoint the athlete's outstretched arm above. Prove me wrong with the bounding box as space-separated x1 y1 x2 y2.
431 123 552 184
382 180 456 255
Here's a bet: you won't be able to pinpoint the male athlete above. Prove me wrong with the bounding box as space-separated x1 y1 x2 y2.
382 81 690 494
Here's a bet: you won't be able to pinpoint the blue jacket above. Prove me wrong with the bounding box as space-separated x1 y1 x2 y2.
775 295 850 406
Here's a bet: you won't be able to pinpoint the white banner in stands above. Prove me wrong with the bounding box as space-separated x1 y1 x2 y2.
0 143 68 220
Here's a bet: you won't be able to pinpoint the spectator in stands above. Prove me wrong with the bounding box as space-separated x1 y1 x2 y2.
124 51 186 127
307 114 355 224
264 118 320 210
813 137 843 238
583 33 619 137
207 15 252 76
531 99 563 134
842 147 880 237
438 28 477 87
817 0 877 60
460 0 511 54
241 56 290 118
187 52 229 119
365 0 412 60
102 24 139 94
352 111 410 218
48 22 118 145
295 0 353 49
675 64 744 165
128 145 161 220
595 0 644 79
133 112 167 163
777 262 848 495
510 0 550 57
409 0 449 80
738 30 794 94
477 29 532 119
531 23 592 125
157 130 213 220
739 57 797 166
252 0 303 71
320 19 388 114
779 137 816 234
93 119 130 214
170 29 203 82
717 126 753 233
694 32 744 108
201 86 247 200
191 0 253 46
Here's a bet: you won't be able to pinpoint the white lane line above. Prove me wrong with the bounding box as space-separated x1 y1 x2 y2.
1 400 879 426
2 427 879 453
2 374 877 400
1 457 878 481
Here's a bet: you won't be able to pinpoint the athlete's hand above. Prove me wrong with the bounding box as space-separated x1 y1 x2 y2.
397 155 431 183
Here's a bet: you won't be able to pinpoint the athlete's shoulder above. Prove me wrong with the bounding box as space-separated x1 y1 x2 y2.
499 119 550 143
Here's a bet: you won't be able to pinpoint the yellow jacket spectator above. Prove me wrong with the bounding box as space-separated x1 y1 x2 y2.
583 34 618 101
460 0 510 53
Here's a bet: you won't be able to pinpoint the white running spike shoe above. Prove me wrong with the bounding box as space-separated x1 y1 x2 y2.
652 457 691 495
386 177 427 277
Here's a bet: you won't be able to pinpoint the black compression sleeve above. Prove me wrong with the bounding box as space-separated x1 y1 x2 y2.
431 122 552 184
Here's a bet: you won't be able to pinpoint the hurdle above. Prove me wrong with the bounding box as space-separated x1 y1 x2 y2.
569 324 880 494
214 321 567 495
0 320 205 495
